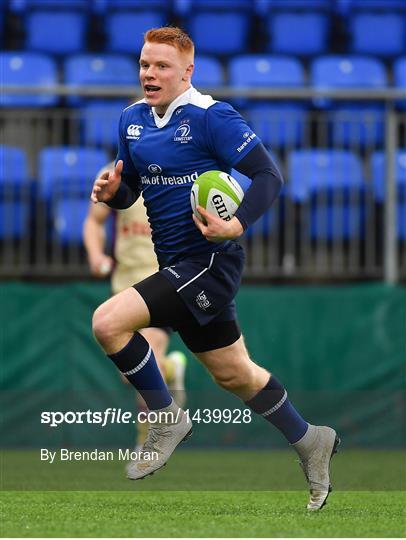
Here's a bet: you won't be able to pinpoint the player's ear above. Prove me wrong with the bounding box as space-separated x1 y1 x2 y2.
183 63 194 81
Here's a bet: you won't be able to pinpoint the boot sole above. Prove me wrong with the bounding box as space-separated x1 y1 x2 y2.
314 435 341 510
128 427 193 481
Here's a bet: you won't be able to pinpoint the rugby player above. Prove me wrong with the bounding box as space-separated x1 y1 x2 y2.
90 27 339 510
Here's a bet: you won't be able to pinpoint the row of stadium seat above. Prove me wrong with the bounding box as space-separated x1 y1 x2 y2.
4 0 406 15
1 145 405 242
2 52 405 105
4 8 406 56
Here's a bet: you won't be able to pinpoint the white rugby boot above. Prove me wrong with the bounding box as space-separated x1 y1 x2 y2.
293 424 340 510
126 399 192 480
166 351 187 408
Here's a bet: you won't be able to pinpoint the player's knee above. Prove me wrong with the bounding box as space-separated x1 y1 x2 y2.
92 306 118 347
213 368 255 393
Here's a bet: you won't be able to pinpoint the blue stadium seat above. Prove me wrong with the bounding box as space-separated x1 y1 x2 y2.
53 197 114 245
192 55 224 87
229 55 305 87
339 0 406 12
256 0 331 10
0 7 4 46
189 12 250 55
81 100 128 147
229 55 306 146
39 147 109 201
371 151 406 202
0 145 30 239
10 0 88 11
0 201 30 240
178 0 252 10
53 198 90 244
94 0 169 12
329 105 386 147
311 55 387 89
311 55 387 146
244 105 307 148
394 57 406 111
0 146 28 186
0 52 58 107
106 11 166 54
268 13 329 56
350 14 405 57
64 54 138 105
26 10 87 55
288 150 366 240
289 150 364 199
371 151 406 239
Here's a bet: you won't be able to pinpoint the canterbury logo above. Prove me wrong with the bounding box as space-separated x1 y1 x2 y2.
127 124 143 137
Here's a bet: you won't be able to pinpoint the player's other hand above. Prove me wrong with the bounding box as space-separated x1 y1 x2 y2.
88 253 114 277
91 160 123 203
193 205 244 242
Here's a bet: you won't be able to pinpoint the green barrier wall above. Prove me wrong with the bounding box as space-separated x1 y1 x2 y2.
1 282 404 449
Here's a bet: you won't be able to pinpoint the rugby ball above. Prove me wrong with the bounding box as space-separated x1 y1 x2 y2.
190 170 244 222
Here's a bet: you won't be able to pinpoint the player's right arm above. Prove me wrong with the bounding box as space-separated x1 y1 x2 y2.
91 110 142 209
90 160 124 204
83 202 114 277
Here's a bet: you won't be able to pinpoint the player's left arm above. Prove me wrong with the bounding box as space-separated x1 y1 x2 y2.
233 142 283 231
194 104 283 242
193 144 282 242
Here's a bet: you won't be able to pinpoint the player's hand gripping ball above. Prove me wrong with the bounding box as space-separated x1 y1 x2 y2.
190 170 244 224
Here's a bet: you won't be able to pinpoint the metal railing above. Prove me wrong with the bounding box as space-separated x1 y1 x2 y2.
1 86 405 282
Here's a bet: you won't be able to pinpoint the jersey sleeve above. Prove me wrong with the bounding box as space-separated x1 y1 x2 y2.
108 110 141 209
206 102 261 167
117 110 141 185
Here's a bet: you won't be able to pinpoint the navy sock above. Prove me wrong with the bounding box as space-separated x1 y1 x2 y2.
108 332 172 410
245 375 308 444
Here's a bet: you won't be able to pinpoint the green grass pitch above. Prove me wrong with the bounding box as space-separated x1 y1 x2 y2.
1 450 405 537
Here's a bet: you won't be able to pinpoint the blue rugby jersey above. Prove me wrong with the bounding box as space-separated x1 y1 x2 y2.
116 86 261 267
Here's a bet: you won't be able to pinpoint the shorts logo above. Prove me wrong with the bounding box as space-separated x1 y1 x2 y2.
127 124 143 140
148 164 162 174
165 266 180 279
196 290 211 310
174 123 193 143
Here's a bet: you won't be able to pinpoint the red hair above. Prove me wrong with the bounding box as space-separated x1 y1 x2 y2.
144 27 194 56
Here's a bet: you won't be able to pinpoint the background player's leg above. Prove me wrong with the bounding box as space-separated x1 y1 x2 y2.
165 351 187 408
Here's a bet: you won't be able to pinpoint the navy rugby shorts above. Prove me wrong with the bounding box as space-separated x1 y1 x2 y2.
133 242 244 352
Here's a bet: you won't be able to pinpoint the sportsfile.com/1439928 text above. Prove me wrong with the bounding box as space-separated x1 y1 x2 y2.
40 408 252 428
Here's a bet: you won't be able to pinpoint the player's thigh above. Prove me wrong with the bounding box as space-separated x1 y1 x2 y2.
93 286 151 337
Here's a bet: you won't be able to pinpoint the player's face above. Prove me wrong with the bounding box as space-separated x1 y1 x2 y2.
139 42 194 115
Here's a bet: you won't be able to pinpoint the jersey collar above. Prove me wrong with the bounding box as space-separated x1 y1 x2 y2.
152 86 195 129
